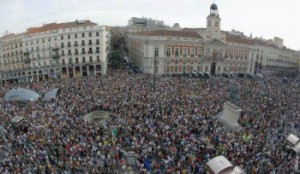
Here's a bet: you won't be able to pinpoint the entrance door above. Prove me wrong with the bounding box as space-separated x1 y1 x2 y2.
210 62 216 75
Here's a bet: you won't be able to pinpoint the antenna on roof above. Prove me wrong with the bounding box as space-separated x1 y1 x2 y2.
2 30 9 36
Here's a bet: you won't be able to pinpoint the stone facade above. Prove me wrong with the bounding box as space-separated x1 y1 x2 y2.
0 20 110 83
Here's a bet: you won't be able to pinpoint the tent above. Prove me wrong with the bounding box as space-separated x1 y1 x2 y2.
206 156 234 174
206 156 245 174
5 88 40 102
43 88 60 101
83 111 110 123
287 134 300 154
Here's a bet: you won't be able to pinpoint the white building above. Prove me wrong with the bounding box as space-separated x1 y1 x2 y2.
0 20 110 83
127 3 300 76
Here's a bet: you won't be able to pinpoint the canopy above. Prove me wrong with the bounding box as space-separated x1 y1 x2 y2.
292 143 300 154
83 111 110 123
5 88 40 102
287 134 300 145
11 116 25 126
206 156 234 174
43 88 59 101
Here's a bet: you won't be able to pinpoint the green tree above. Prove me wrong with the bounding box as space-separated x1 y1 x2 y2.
109 51 121 68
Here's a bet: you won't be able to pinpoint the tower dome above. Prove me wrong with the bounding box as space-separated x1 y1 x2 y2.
210 3 218 10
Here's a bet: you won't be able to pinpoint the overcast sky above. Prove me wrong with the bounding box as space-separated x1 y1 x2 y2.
0 0 300 50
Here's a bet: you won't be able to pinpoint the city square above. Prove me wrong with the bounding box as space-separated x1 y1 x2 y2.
0 1 300 173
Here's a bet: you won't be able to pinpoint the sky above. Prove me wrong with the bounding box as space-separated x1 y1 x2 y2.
0 0 300 50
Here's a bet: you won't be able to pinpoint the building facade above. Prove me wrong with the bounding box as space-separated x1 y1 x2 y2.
0 20 110 83
128 3 300 76
0 33 25 82
129 30 205 75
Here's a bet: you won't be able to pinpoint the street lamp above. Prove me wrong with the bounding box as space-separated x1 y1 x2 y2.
153 48 159 116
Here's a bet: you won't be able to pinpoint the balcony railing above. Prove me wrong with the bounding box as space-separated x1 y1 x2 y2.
52 47 59 51
53 54 60 59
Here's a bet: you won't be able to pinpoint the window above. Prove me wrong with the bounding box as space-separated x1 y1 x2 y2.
191 48 195 57
166 48 170 57
89 56 93 62
175 48 179 57
154 48 159 56
206 47 211 55
96 39 100 45
61 42 64 48
61 50 65 56
82 33 85 38
75 57 79 63
81 40 85 46
205 66 208 72
74 41 78 47
88 48 93 54
96 47 100 53
67 42 71 47
61 35 64 40
68 50 72 55
183 48 187 57
68 34 71 39
208 20 211 27
96 32 99 36
82 57 86 63
215 21 219 27
97 56 100 62
62 59 65 65
82 48 86 54
75 49 78 55
89 40 92 45
89 32 92 37
69 58 72 64
75 33 77 38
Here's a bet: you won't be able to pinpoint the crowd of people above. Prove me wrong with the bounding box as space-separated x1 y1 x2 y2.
0 66 299 173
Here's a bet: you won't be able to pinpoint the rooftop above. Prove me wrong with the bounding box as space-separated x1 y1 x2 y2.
134 30 202 39
26 20 97 35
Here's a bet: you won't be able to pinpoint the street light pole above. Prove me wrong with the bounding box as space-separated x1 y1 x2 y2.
153 48 159 117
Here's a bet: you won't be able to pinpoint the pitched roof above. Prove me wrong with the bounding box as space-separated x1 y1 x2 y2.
225 33 253 45
134 30 202 39
252 38 278 48
26 20 97 35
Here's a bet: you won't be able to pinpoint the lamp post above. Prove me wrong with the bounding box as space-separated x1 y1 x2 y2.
153 48 159 116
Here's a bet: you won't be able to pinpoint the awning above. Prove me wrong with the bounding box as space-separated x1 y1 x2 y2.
5 88 40 102
83 111 110 123
43 88 59 101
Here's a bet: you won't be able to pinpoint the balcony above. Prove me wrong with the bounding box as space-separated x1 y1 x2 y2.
81 51 86 55
53 54 60 59
52 47 59 51
24 52 30 56
24 58 30 64
88 51 93 54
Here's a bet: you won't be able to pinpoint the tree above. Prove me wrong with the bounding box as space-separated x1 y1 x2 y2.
109 51 121 68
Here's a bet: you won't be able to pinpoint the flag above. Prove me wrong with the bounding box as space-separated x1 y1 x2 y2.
144 158 151 171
